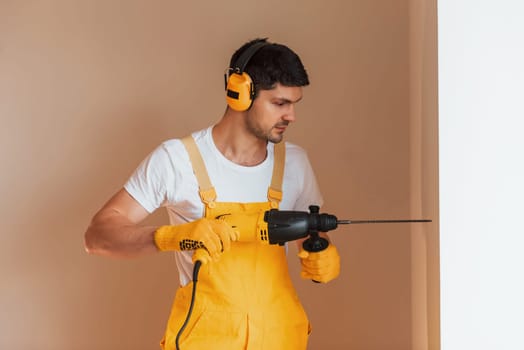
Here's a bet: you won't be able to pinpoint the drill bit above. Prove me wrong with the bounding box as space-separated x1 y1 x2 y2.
337 219 432 225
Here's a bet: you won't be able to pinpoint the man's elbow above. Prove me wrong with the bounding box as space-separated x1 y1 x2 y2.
84 229 95 255
83 211 116 256
83 226 105 256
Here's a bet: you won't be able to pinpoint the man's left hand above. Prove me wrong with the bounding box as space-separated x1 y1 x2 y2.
298 244 341 283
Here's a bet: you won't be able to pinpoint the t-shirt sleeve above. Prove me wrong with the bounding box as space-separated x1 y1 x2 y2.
124 144 174 213
292 149 324 212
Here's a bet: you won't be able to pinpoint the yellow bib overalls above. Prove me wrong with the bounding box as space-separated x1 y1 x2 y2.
160 136 310 350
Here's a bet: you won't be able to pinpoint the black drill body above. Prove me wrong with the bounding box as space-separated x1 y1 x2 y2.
264 205 334 252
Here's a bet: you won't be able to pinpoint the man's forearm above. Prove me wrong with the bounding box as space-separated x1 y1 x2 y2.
84 212 159 258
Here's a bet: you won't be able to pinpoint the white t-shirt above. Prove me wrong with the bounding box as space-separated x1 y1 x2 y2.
125 126 323 285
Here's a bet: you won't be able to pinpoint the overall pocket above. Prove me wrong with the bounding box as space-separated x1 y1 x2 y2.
163 286 248 350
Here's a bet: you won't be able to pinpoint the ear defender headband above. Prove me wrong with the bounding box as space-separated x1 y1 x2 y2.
224 41 270 111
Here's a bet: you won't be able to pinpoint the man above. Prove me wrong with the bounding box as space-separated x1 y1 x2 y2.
84 38 341 350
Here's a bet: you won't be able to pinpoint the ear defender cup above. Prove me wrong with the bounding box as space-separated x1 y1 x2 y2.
225 41 270 111
225 72 254 111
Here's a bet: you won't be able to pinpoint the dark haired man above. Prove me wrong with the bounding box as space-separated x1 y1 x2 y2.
84 38 341 350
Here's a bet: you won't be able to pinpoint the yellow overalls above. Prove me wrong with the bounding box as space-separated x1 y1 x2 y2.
160 136 310 350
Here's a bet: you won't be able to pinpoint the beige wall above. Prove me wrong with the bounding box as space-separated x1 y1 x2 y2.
0 1 438 349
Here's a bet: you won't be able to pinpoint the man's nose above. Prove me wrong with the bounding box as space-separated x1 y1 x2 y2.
283 105 296 122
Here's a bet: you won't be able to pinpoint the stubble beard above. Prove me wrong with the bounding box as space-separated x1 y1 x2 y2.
246 117 285 144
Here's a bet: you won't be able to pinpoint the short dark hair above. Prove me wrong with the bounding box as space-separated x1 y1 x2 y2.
229 38 309 96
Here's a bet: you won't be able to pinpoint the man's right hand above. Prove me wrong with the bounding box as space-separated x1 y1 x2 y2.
154 218 238 262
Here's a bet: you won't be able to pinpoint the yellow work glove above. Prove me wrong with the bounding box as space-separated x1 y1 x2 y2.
298 244 341 283
154 218 238 263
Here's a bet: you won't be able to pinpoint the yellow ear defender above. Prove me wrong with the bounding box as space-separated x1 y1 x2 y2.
224 41 270 111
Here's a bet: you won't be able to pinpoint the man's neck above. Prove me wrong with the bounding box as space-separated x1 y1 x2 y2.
212 111 268 167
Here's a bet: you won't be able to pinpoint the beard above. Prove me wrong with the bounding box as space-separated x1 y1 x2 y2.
246 117 288 144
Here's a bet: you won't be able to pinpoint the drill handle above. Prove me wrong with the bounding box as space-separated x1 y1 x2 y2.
302 232 329 252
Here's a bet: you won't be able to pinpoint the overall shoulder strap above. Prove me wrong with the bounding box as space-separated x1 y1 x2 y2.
267 141 286 208
180 135 217 207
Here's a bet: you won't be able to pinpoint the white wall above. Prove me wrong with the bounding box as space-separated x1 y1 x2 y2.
439 1 524 349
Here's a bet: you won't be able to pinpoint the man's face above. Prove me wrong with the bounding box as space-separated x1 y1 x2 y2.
245 83 303 143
